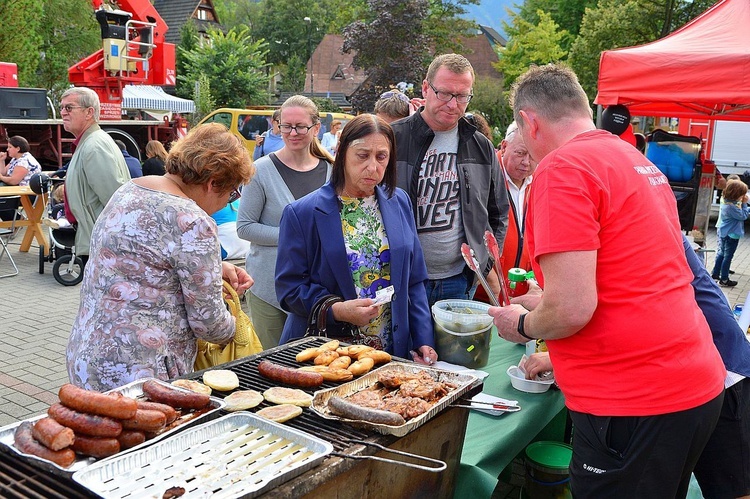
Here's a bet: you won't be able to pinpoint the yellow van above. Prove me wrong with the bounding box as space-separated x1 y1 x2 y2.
198 108 356 157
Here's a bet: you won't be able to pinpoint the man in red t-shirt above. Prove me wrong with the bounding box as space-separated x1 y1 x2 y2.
490 64 726 498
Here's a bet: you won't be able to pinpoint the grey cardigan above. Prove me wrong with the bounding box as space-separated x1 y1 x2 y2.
236 155 331 309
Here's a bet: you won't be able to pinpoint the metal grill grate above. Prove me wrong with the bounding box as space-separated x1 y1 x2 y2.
0 451 92 499
187 337 378 451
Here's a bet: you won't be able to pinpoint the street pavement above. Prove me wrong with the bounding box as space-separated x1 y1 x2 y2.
2 225 750 427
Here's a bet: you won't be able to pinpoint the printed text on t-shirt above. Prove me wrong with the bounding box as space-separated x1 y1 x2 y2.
633 164 669 186
417 150 460 232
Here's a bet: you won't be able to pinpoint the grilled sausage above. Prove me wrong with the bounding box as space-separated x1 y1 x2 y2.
328 396 406 426
258 360 324 388
31 417 75 451
120 409 167 432
142 380 211 410
71 434 120 458
14 422 76 468
117 430 146 450
58 383 138 419
136 400 178 424
48 403 122 438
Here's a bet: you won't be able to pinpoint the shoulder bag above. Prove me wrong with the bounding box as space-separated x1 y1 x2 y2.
195 281 264 371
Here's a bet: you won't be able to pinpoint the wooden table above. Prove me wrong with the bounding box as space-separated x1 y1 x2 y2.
0 185 49 256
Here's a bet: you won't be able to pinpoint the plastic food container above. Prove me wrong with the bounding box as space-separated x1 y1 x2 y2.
432 300 494 369
507 365 555 393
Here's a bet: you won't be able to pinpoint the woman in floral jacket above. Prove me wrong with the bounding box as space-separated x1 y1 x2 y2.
67 124 255 391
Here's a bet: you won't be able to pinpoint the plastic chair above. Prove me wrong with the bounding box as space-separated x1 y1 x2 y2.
0 195 20 278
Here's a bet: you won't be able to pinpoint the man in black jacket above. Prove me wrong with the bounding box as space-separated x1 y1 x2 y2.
391 53 508 306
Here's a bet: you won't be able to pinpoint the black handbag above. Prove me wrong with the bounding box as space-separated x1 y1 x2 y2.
305 295 385 349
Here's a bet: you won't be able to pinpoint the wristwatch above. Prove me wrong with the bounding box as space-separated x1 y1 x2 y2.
517 313 534 340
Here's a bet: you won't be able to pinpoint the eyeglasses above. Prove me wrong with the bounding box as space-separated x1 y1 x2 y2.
60 104 86 113
379 91 410 104
427 81 473 104
279 124 316 135
228 187 242 203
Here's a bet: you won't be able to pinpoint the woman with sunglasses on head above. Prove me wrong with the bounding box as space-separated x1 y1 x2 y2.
67 123 255 391
237 95 334 349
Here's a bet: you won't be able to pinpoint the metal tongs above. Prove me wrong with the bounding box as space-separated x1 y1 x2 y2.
460 243 500 307
484 230 511 306
333 438 447 472
451 399 521 412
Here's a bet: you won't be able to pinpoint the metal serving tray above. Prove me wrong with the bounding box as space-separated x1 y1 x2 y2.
311 361 477 437
72 412 334 499
0 378 225 476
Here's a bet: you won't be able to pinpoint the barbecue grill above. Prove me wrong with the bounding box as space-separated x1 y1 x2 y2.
0 337 481 498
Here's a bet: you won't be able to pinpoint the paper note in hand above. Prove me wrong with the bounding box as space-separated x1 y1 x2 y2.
371 285 395 307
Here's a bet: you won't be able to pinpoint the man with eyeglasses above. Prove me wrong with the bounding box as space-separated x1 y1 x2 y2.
253 109 284 160
391 53 508 307
60 87 130 260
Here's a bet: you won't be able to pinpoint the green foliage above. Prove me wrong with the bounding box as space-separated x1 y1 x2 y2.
497 10 568 89
0 0 44 85
278 55 307 93
311 97 342 113
424 0 480 55
178 27 271 108
192 74 216 125
515 0 596 44
248 0 329 67
35 0 100 103
176 20 200 100
469 77 513 140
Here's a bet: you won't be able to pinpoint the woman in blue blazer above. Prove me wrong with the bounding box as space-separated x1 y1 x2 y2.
275 114 436 363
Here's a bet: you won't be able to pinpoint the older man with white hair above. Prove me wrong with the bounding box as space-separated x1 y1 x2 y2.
61 87 130 258
498 121 535 276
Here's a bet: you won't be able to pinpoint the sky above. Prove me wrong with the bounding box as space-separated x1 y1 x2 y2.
463 0 515 37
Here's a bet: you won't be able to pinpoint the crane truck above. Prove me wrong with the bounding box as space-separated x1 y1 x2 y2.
0 0 192 168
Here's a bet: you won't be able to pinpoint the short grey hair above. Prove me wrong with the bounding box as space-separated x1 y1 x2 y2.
509 64 590 124
61 87 101 122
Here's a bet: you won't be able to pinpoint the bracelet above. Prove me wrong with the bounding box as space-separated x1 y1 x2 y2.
517 313 534 340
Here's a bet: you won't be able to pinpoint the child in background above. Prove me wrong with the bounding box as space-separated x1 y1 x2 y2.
712 179 750 286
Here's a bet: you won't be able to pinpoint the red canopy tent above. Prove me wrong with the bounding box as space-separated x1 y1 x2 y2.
595 0 750 121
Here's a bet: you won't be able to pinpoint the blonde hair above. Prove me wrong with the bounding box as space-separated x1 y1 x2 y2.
280 95 333 163
166 123 254 191
145 140 168 162
426 53 475 82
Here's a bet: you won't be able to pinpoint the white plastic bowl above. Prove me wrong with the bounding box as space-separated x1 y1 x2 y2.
507 365 555 393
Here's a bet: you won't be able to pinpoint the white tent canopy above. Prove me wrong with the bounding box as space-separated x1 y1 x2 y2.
122 85 195 113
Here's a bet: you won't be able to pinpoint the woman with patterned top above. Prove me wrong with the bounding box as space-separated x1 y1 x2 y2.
275 114 436 364
0 136 42 186
66 123 255 391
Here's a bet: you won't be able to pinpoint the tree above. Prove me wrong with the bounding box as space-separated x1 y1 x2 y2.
35 0 100 102
515 0 595 46
424 0 480 55
192 74 216 125
278 55 307 93
0 0 44 86
497 10 568 89
176 20 200 100
469 77 513 139
343 0 430 113
248 0 328 67
178 27 271 108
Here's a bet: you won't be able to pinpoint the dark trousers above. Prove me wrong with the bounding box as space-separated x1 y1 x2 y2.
569 392 724 499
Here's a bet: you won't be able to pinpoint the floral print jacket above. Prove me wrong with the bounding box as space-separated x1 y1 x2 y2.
67 182 234 391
